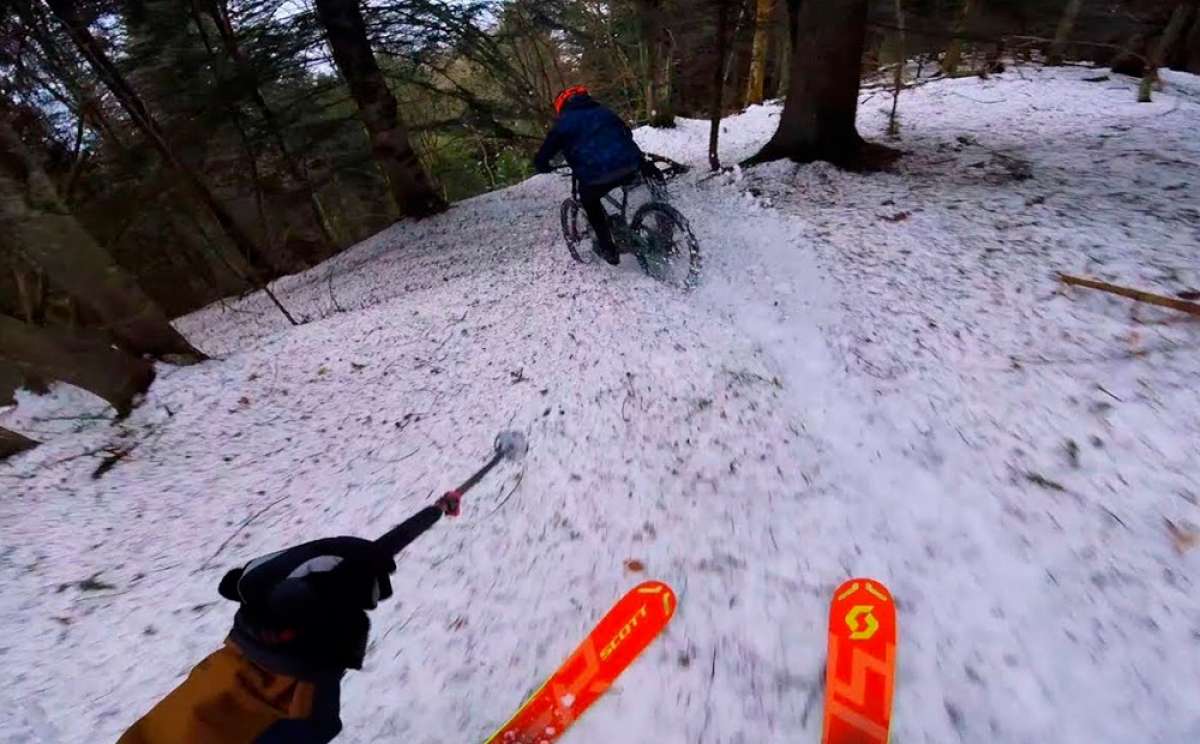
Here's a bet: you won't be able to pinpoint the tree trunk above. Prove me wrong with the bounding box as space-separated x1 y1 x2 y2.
12 265 46 325
1154 3 1193 69
197 0 341 253
941 0 978 76
1047 0 1083 65
709 0 733 171
749 0 882 168
785 0 800 47
0 425 38 460
746 0 774 104
312 0 446 219
637 0 675 127
184 2 279 266
0 314 155 418
654 37 675 127
1186 3 1200 74
888 0 906 139
721 2 750 104
774 3 792 98
1140 4 1193 101
0 116 205 362
44 0 273 276
0 360 19 406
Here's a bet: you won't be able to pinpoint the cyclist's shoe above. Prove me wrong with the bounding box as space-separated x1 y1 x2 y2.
591 240 620 266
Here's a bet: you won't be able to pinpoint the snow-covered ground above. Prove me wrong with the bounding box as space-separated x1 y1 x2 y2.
2 65 1198 743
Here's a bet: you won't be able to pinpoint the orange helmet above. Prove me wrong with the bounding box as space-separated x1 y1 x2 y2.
554 85 589 114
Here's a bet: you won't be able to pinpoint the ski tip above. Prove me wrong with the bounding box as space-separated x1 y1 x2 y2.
633 580 676 617
832 578 893 604
633 579 674 595
484 580 679 744
822 577 897 744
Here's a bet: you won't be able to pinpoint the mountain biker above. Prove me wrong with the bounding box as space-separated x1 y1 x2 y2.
117 493 461 744
534 85 644 266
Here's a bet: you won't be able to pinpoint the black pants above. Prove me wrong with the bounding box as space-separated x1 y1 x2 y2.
579 171 638 258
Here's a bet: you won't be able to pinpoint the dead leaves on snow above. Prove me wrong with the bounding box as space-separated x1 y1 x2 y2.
1164 518 1199 555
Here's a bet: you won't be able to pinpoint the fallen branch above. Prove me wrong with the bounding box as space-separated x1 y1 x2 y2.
947 91 1006 104
486 469 525 518
1059 274 1200 317
92 447 131 479
195 493 291 572
50 445 115 467
642 151 690 179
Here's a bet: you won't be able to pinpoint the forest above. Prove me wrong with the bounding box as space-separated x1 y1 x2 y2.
2 1 1200 742
3 0 1199 448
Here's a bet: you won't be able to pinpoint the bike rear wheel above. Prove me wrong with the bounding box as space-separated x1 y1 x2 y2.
560 198 594 264
630 202 702 290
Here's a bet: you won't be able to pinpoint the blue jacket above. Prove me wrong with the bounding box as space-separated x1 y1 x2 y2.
534 95 643 186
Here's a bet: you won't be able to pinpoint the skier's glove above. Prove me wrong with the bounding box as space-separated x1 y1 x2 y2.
218 537 397 674
435 490 462 517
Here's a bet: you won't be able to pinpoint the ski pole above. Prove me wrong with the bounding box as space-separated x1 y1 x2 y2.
374 431 527 555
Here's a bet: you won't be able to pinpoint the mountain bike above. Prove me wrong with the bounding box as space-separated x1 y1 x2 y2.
558 157 702 290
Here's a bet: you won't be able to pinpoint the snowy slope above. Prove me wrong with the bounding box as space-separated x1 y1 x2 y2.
2 65 1199 744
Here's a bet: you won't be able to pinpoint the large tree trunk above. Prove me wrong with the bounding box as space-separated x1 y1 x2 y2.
941 0 979 76
0 315 155 418
312 0 446 219
746 0 774 105
0 425 38 460
1047 0 1083 65
45 0 273 276
748 0 880 168
636 0 675 127
0 116 205 362
196 0 341 254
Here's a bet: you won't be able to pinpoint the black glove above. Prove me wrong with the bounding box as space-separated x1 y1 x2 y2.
219 537 397 676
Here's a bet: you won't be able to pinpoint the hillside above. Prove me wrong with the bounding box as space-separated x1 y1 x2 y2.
2 65 1199 743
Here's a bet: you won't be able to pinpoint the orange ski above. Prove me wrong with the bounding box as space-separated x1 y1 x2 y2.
486 580 676 744
821 578 898 744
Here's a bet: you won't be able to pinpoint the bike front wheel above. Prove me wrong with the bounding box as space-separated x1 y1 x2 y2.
560 198 594 264
630 202 702 290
